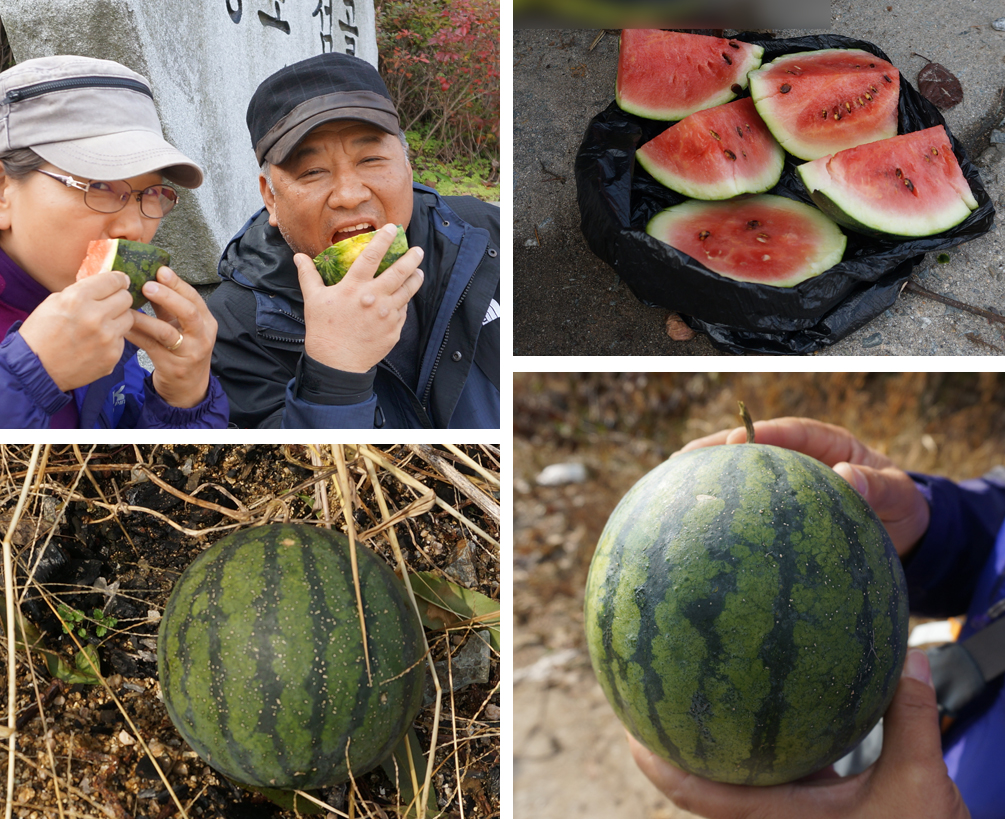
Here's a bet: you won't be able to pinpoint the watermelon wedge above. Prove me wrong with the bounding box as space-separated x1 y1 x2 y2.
646 194 846 287
76 239 170 310
796 125 978 238
749 48 900 161
636 97 785 200
617 30 763 121
313 225 408 286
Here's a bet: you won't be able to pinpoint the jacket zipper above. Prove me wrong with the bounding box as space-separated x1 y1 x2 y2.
4 76 153 104
422 272 476 407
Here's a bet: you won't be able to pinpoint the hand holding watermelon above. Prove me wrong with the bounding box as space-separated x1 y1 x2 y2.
627 650 970 819
17 270 135 393
678 416 930 558
125 265 218 409
295 222 425 373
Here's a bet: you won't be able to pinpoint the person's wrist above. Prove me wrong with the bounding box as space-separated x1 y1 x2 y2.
304 337 374 374
152 372 208 409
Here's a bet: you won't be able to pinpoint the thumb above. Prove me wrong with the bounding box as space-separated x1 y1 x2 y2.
875 650 944 777
832 462 930 557
294 253 324 294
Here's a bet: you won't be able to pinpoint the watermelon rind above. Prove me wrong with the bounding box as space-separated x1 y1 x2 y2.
749 48 900 161
636 98 785 200
584 443 909 786
314 225 408 286
645 194 846 287
617 30 764 121
158 523 426 790
78 239 170 310
797 125 979 238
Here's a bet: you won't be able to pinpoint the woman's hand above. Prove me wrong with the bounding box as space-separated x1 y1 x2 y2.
18 271 135 392
127 266 217 408
679 417 930 558
628 651 970 819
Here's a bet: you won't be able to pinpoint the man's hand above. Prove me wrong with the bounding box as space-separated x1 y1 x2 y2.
18 271 135 393
296 223 425 373
679 417 930 558
127 266 218 409
629 650 970 819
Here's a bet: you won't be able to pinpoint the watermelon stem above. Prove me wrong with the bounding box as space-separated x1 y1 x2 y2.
738 401 756 444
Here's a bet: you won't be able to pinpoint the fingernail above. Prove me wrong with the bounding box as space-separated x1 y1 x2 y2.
383 223 397 236
837 463 867 497
144 281 159 295
414 246 424 260
416 268 424 280
903 649 933 688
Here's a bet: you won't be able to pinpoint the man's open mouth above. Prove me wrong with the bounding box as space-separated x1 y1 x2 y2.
330 222 377 244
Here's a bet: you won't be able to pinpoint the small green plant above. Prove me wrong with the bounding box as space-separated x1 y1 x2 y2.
58 603 118 639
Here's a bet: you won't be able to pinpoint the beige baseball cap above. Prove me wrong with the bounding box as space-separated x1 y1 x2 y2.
0 55 203 188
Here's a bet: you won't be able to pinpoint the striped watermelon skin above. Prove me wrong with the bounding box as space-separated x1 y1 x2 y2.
584 444 909 786
158 524 425 789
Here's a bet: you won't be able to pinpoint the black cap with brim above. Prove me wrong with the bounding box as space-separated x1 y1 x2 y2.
247 53 400 167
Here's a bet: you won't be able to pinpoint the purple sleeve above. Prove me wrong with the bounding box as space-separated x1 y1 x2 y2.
0 327 71 427
903 469 1005 617
135 374 230 429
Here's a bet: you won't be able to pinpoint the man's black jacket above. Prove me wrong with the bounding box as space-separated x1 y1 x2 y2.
207 184 500 428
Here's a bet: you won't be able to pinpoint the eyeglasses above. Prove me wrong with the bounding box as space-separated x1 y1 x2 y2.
34 169 179 219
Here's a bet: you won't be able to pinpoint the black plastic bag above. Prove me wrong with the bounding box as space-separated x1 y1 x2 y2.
575 34 996 354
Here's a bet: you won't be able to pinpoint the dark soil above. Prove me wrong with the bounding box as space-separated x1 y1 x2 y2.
2 444 500 819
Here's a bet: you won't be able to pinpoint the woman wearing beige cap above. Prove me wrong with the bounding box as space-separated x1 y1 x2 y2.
0 55 227 428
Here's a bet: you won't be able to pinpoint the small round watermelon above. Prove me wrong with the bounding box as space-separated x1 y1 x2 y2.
636 98 785 200
584 443 909 786
749 48 900 161
158 523 426 790
646 194 846 287
617 30 764 121
797 125 979 237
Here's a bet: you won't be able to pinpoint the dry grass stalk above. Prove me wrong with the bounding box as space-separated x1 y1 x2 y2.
2 444 499 819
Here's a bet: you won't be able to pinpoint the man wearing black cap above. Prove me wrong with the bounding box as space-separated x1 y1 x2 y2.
207 53 500 428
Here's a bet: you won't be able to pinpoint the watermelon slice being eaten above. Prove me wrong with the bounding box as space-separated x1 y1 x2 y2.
796 125 978 238
76 239 171 310
617 30 763 121
636 97 785 200
646 195 847 287
749 48 900 161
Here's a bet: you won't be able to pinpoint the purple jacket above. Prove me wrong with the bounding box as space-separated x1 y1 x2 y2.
908 469 1005 819
1 248 228 429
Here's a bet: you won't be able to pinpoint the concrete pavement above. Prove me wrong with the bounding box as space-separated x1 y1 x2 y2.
514 2 1005 355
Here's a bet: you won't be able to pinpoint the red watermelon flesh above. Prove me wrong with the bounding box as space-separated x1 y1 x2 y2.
617 30 764 121
646 195 847 287
749 49 900 161
636 97 785 200
797 125 978 238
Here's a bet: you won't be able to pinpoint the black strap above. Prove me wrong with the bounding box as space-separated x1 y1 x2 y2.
928 614 1005 718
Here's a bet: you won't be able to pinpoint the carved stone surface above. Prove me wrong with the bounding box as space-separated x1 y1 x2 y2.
3 0 377 284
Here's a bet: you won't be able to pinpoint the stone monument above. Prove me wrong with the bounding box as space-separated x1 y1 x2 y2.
1 0 378 285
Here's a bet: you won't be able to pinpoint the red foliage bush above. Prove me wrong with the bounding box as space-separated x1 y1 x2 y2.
377 0 499 165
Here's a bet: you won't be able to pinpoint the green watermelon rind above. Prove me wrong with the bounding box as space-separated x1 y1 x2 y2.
158 523 426 790
616 30 765 121
81 239 171 310
749 48 900 162
635 99 786 201
584 444 909 786
796 130 979 238
314 225 408 287
645 195 847 288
